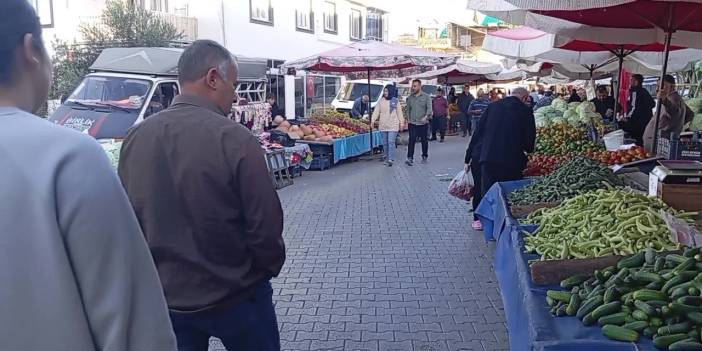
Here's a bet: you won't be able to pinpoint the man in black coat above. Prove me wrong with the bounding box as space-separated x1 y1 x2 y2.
456 84 475 137
619 74 655 146
465 87 535 200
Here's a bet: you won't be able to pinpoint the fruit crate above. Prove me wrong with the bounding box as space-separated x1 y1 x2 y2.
265 150 293 189
309 154 332 171
657 134 702 161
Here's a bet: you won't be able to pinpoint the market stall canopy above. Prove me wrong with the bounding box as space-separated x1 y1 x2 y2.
407 60 503 84
281 40 457 76
90 47 269 81
467 0 702 49
483 27 701 74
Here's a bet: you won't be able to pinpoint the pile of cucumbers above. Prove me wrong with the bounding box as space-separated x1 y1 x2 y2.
510 157 624 205
547 247 702 349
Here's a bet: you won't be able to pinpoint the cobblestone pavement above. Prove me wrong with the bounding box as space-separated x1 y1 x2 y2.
210 135 508 351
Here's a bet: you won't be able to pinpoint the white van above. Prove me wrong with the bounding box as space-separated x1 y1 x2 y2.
331 79 396 115
49 47 268 139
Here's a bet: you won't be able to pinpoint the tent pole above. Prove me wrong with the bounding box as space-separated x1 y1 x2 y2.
367 67 373 155
614 47 624 118
652 8 674 155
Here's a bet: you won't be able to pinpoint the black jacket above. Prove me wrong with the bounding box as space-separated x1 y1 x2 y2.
622 86 655 140
465 96 535 170
456 92 475 114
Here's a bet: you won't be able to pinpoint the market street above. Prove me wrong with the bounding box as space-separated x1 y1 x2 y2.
209 135 508 351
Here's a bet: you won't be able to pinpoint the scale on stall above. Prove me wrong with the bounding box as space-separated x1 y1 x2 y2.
649 160 702 211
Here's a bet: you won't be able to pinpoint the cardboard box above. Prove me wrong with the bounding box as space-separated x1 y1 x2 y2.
653 181 702 212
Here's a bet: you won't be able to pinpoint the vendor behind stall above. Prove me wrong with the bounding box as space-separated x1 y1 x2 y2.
643 74 693 152
619 74 655 146
591 86 615 122
351 94 370 119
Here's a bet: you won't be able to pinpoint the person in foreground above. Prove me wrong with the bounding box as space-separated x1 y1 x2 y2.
620 74 655 146
405 79 433 165
643 75 692 153
119 40 286 351
466 87 536 227
372 86 404 166
0 1 177 350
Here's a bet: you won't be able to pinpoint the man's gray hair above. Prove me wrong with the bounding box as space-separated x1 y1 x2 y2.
511 87 530 99
178 39 238 84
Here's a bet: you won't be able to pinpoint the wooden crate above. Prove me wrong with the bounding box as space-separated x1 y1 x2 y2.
509 202 560 218
530 255 622 285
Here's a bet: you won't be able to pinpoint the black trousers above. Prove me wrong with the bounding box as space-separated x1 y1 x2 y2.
480 162 524 197
431 116 447 140
460 113 470 135
408 123 429 160
471 164 483 221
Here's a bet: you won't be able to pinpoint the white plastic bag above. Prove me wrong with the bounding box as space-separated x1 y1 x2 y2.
448 170 475 201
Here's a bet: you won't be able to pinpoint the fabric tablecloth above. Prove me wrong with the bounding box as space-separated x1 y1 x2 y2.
284 144 313 169
475 179 533 241
333 131 382 163
492 183 657 351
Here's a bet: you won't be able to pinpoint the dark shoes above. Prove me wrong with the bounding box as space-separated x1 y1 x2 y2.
405 159 413 166
421 156 428 164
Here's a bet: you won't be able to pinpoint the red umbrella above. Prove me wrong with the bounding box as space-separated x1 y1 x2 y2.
470 0 702 152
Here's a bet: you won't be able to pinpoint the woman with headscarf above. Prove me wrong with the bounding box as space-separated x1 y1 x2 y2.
371 86 405 166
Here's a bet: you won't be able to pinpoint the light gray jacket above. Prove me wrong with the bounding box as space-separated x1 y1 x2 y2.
0 107 176 351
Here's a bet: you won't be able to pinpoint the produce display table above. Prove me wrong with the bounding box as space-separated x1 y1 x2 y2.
298 131 382 164
490 180 658 351
475 179 533 241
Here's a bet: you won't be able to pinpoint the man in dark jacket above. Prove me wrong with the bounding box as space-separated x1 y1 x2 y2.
619 74 655 146
351 94 370 119
119 40 285 351
591 86 615 122
456 84 475 137
466 87 535 207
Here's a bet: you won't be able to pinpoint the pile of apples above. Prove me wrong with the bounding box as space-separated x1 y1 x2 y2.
585 145 652 166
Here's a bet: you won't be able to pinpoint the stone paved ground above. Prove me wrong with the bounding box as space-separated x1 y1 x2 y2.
210 135 508 351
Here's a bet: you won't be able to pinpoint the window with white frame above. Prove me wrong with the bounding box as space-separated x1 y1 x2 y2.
295 0 314 33
350 9 362 40
323 1 337 34
30 0 54 28
250 0 273 25
366 8 385 41
150 0 168 12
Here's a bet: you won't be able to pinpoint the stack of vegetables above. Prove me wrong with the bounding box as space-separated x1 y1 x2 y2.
309 110 370 134
587 145 653 166
511 157 624 205
534 98 604 128
686 97 702 132
524 154 571 177
535 123 602 156
523 189 693 260
546 248 702 348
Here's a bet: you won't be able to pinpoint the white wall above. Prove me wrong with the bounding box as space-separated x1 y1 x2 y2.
192 0 367 61
37 0 107 49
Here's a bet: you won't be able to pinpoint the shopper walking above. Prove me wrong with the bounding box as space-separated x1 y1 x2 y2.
430 87 449 142
119 40 286 351
456 84 475 137
467 89 490 135
405 79 433 165
620 74 655 146
0 1 177 350
643 75 692 153
372 86 404 166
468 87 536 202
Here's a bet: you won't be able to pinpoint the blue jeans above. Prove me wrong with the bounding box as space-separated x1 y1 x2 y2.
381 131 398 162
169 281 280 351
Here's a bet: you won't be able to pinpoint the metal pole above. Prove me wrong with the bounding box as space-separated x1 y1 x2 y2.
367 68 373 155
652 8 675 154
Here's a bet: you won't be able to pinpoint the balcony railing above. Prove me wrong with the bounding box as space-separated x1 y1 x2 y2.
78 11 197 42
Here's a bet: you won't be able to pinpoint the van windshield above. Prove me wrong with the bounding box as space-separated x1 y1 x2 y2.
66 76 152 111
337 83 384 102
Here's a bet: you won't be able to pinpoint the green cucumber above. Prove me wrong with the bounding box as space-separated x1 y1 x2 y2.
650 317 663 327
679 296 702 306
659 322 693 336
670 340 702 350
655 257 666 272
622 320 648 332
547 290 572 303
646 247 656 265
577 295 604 319
670 303 700 314
602 324 640 342
591 301 622 320
561 274 588 289
635 271 664 284
687 312 702 324
632 309 649 321
566 294 581 316
597 312 628 326
604 286 619 303
634 300 657 316
654 334 692 348
633 289 668 301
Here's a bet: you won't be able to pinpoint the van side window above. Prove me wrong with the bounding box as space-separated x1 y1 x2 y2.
144 82 179 118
